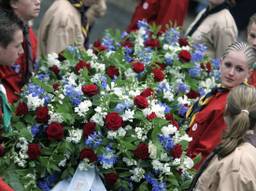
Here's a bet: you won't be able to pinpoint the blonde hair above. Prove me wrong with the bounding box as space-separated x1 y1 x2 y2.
218 85 256 158
222 41 256 69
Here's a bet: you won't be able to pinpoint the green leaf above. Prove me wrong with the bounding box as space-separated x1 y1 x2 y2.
193 153 202 166
32 77 53 93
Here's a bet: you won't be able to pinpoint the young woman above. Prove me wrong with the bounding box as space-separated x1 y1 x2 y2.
188 85 256 191
186 0 237 59
186 41 256 169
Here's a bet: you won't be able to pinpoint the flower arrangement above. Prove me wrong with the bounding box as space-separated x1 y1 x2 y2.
0 21 219 191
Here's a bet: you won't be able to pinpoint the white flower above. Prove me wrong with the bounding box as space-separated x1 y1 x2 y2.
117 128 126 137
107 131 117 139
47 53 60 67
172 158 181 165
65 73 78 86
58 158 67 167
135 127 147 141
163 90 174 102
74 100 92 117
66 129 82 143
26 94 44 110
113 87 123 97
179 134 192 142
200 77 216 90
161 124 177 136
183 157 194 169
152 160 171 174
148 141 157 159
91 113 104 126
130 167 145 182
177 95 190 105
123 157 137 166
122 109 134 122
48 112 64 123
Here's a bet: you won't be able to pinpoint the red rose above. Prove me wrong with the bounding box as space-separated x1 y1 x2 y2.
178 37 189 47
147 112 157 121
186 90 200 99
140 88 154 97
152 68 165 82
134 95 148 109
50 65 60 75
201 62 212 73
75 60 91 74
132 61 145 73
15 102 28 116
121 40 133 48
171 144 183 159
105 112 123 131
46 122 64 141
27 143 41 160
82 84 99 97
165 113 179 129
36 106 49 123
104 172 118 185
178 50 191 63
52 83 60 90
145 38 160 48
79 148 97 162
0 145 5 157
93 40 107 53
106 65 119 79
83 122 96 138
156 62 166 70
133 143 149 160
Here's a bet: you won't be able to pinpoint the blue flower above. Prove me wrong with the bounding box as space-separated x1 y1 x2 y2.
37 180 51 191
211 58 221 69
189 66 201 78
177 83 188 93
115 103 126 113
27 84 46 97
37 73 50 81
164 28 180 45
159 135 175 151
11 63 21 73
85 131 103 149
64 84 82 106
157 82 168 93
31 124 41 137
137 20 150 30
102 36 116 51
191 51 204 63
160 102 171 113
193 43 207 53
178 104 188 117
164 55 173 65
100 76 107 89
144 174 166 191
121 31 129 39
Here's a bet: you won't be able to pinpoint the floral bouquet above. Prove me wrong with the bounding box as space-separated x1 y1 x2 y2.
0 21 219 191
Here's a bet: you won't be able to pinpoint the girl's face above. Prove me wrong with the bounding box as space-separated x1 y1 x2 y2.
220 50 251 88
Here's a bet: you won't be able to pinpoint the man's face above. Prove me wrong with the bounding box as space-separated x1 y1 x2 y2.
247 22 256 50
11 0 40 21
0 30 23 66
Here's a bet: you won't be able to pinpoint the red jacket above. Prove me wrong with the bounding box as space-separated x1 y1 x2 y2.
127 0 189 32
249 70 256 87
0 27 37 104
0 178 13 191
187 91 229 169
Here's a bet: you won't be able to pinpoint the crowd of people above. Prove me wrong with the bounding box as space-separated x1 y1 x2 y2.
0 0 256 190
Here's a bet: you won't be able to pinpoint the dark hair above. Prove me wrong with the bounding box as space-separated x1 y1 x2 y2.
0 0 13 11
218 85 256 158
0 9 22 48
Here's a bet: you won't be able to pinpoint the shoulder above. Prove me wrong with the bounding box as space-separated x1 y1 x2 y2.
211 9 237 31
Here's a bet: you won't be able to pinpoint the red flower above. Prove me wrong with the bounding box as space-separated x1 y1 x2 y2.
52 83 60 90
145 38 160 48
36 106 49 123
27 143 41 160
104 172 118 185
82 84 99 97
178 37 189 47
79 148 97 162
155 62 166 70
15 102 28 116
171 144 183 159
133 143 149 160
83 122 96 138
50 65 60 75
75 60 91 74
134 95 148 109
0 145 5 157
186 90 200 99
46 122 64 141
201 62 212 73
140 88 154 97
132 61 145 73
178 50 191 63
121 40 133 48
152 68 165 82
165 113 179 129
105 112 123 131
106 65 119 79
93 40 107 52
147 112 157 121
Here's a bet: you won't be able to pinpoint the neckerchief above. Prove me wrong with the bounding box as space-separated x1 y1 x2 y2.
0 85 12 132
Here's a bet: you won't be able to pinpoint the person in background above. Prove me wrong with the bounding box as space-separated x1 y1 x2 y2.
188 85 256 191
247 13 256 87
38 0 107 56
185 0 237 59
0 10 23 191
0 0 40 103
186 41 256 169
127 0 189 32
